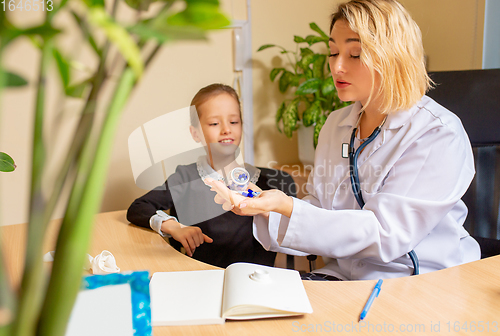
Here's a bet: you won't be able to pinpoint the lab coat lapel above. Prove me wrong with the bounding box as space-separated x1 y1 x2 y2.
356 102 418 166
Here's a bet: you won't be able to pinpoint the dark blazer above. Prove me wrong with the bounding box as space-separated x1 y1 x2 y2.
127 163 276 268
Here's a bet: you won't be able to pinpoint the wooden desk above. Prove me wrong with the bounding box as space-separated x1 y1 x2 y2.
3 210 500 335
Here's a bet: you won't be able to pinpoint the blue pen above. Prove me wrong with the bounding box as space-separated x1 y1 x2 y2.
359 279 383 321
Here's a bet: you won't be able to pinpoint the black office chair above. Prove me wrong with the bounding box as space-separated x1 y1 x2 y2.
258 167 297 198
258 167 298 269
427 68 500 258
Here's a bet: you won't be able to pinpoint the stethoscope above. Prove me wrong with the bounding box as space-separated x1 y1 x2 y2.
348 112 420 275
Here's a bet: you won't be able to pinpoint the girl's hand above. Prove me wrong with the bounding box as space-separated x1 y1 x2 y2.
161 219 213 256
169 225 213 257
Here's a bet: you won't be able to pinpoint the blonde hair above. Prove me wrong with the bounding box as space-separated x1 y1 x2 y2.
330 0 432 114
190 83 242 126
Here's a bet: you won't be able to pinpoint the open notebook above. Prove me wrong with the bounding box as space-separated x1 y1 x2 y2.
150 262 313 326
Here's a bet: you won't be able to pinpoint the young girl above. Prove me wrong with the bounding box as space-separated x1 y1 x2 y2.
207 0 480 280
127 84 276 268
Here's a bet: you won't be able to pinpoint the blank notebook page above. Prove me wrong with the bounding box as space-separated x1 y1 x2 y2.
66 284 133 336
150 269 225 326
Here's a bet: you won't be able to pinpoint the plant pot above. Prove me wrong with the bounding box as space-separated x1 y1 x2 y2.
297 125 315 167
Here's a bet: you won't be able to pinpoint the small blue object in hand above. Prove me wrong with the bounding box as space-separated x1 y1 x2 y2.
226 186 261 198
239 189 261 198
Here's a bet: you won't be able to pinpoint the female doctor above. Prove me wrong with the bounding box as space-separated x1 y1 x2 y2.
206 0 480 280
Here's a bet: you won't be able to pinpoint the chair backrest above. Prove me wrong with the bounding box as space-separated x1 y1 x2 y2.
427 69 500 146
258 167 297 197
427 69 500 257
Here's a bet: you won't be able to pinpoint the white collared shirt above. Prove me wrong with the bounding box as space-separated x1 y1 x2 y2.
254 96 480 280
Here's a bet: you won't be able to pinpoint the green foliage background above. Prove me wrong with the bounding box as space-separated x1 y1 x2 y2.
258 22 351 148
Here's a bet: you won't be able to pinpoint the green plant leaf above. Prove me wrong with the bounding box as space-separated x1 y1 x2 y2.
304 68 313 80
0 27 24 48
293 35 306 43
130 22 206 44
167 3 230 30
296 78 321 95
309 22 328 38
257 44 276 51
312 54 326 79
4 71 28 87
314 114 327 148
83 0 105 7
270 68 284 82
0 245 16 330
283 99 299 138
321 76 335 96
129 23 170 43
290 73 300 87
66 80 90 98
275 101 286 133
53 48 70 90
321 95 333 112
300 47 313 57
88 7 144 78
0 11 22 46
305 35 327 46
0 152 16 172
298 53 319 71
70 11 102 57
22 23 61 38
302 100 321 127
278 71 294 93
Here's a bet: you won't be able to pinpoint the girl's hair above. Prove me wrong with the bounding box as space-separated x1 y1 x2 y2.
330 0 432 114
190 83 242 126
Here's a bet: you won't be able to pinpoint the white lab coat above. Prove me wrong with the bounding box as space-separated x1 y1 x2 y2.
254 95 480 280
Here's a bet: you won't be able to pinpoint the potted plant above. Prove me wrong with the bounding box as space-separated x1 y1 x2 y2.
257 22 350 164
0 1 229 335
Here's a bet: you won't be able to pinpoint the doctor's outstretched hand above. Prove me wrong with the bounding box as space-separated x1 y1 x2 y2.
204 178 293 218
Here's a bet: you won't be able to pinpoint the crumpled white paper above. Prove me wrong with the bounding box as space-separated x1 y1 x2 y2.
85 250 120 274
43 250 120 275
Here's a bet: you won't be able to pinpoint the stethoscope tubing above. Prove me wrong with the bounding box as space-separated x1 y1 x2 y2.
348 113 419 275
